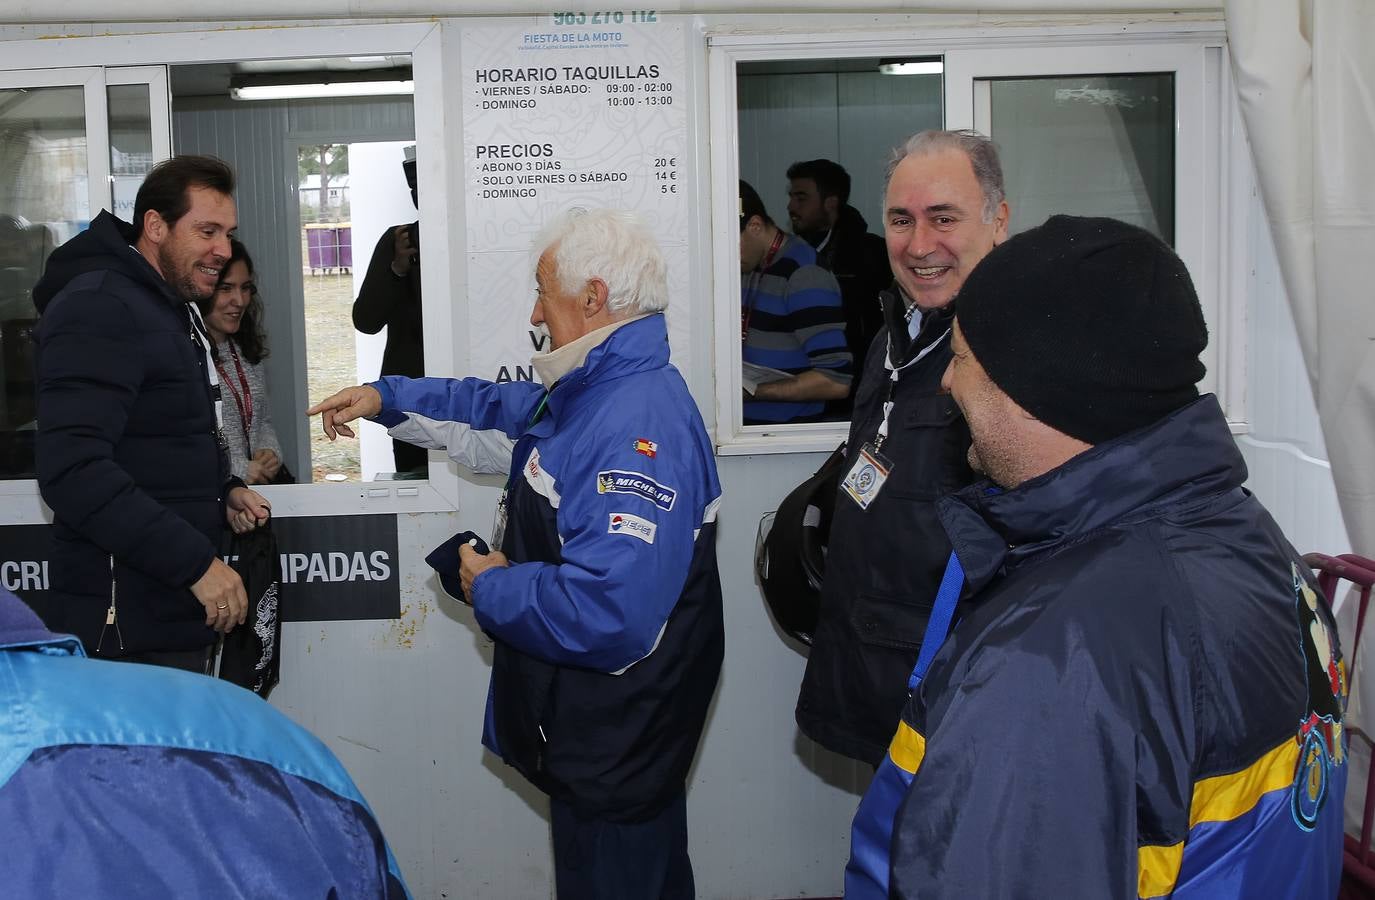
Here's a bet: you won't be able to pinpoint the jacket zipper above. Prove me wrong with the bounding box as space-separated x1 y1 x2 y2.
95 554 124 654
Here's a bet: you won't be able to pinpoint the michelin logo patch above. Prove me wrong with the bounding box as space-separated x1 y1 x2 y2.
608 513 657 544
596 470 677 511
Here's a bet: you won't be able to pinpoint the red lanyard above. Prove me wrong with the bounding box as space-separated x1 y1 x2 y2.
741 231 786 342
215 342 253 440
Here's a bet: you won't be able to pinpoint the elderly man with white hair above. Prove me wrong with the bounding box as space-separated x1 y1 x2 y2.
309 208 724 898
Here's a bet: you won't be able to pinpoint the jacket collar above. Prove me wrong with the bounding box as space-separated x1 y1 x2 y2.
937 395 1245 593
33 210 182 313
532 313 671 433
880 283 954 366
0 587 84 656
531 313 652 387
808 205 872 254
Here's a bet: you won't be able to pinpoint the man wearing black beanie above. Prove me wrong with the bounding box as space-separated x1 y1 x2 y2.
846 214 1347 899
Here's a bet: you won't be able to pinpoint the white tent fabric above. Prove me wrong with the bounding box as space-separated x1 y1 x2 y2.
1228 0 1375 862
1226 0 1375 556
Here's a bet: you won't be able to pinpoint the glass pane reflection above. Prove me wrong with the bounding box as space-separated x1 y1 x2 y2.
108 83 155 223
983 73 1175 244
0 85 89 479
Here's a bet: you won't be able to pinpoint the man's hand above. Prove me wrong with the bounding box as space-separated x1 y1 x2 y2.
306 385 383 440
459 543 509 600
246 449 282 485
390 225 417 277
191 557 247 632
750 368 849 403
227 486 270 534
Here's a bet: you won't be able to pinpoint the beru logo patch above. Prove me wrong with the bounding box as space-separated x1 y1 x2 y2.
596 469 677 511
608 512 656 544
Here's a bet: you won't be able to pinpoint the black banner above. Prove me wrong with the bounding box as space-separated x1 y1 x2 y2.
0 514 401 624
0 524 55 623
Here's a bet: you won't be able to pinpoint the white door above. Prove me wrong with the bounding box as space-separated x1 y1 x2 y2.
943 41 1225 402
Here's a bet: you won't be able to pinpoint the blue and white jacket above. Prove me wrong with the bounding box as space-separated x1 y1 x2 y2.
847 396 1346 899
0 586 409 897
374 313 724 821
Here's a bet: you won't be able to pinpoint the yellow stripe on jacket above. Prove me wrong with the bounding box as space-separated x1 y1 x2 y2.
1138 739 1301 898
889 719 927 775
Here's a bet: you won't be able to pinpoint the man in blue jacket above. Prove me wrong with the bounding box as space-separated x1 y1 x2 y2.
309 208 724 899
848 215 1346 898
0 583 409 896
33 156 270 669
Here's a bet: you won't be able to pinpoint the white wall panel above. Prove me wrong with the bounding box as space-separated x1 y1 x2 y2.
686 453 871 897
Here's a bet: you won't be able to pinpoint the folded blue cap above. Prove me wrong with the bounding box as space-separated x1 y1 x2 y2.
424 531 490 605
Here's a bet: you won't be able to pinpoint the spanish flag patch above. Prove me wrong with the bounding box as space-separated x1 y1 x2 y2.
634 438 658 458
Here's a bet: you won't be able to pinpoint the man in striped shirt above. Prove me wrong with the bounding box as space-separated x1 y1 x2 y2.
739 179 852 425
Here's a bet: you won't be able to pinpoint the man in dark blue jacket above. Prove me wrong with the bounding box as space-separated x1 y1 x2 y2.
849 215 1346 898
0 583 410 897
309 208 723 899
33 156 270 670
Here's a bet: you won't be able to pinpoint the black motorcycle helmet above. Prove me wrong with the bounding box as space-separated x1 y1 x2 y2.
755 444 846 646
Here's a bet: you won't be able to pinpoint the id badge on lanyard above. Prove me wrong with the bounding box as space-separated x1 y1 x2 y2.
841 441 893 510
840 324 949 511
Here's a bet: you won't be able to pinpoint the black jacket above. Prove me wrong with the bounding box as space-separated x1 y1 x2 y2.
796 287 975 765
812 205 889 392
353 223 426 471
32 211 232 655
353 223 424 380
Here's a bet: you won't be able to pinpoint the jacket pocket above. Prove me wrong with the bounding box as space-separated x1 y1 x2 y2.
492 647 558 779
885 393 969 501
850 591 935 652
905 392 960 427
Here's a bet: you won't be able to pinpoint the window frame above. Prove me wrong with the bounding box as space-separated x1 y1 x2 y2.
0 22 464 518
0 67 112 223
707 21 1235 455
0 64 169 508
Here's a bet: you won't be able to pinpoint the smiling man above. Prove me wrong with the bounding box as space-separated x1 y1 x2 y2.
33 155 270 671
796 130 1008 769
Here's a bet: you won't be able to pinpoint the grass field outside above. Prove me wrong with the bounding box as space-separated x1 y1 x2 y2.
301 256 362 483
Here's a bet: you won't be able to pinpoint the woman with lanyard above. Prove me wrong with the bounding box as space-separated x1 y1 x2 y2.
198 239 287 485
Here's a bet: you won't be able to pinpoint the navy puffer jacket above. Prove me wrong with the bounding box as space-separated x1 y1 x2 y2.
33 211 232 655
